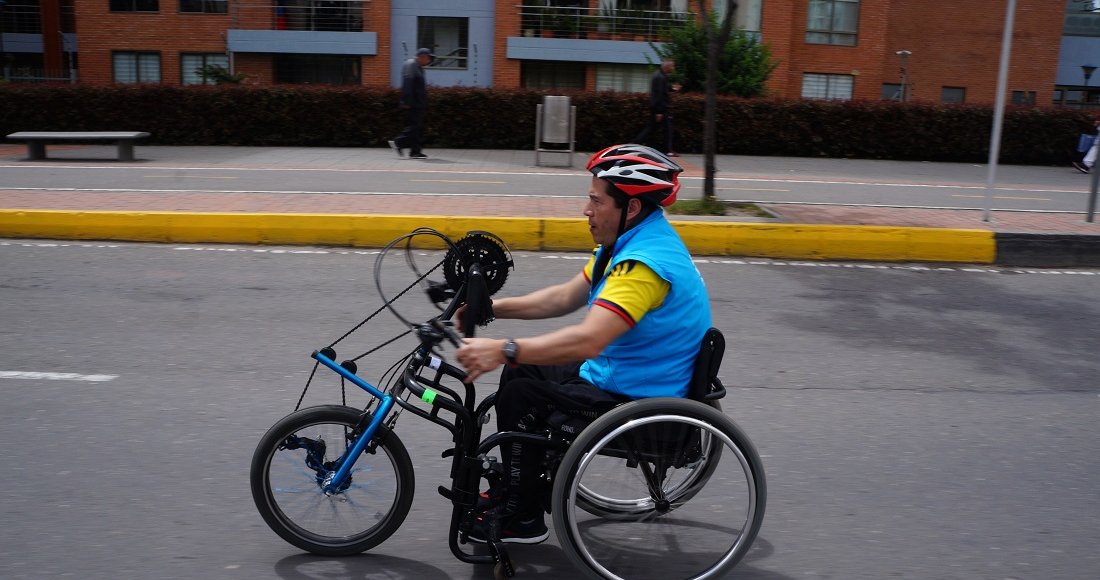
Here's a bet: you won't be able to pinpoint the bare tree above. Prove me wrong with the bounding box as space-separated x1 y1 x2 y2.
695 0 737 200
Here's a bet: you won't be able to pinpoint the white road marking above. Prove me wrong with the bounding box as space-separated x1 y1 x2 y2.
2 188 1087 214
713 177 1084 195
718 187 791 192
143 175 239 180
409 179 507 184
2 241 1096 276
951 194 1051 201
0 187 582 198
0 163 1087 194
0 371 118 382
0 164 586 178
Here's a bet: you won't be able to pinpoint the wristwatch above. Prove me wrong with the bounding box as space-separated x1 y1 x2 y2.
502 338 520 368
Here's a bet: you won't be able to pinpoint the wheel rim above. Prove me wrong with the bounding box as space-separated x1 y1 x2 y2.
263 418 402 545
564 414 759 580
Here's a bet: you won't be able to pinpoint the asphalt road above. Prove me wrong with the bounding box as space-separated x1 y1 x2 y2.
0 149 1095 212
1 239 1097 579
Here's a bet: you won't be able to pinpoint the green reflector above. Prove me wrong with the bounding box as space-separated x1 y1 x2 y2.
421 388 437 404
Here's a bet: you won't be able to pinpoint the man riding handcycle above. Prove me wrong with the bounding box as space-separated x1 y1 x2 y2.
250 144 766 580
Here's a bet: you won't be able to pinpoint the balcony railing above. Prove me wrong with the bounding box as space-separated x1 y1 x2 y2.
3 64 76 83
231 1 367 33
516 3 691 42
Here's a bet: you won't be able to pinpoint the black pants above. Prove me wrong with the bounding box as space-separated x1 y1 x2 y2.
393 107 425 155
632 111 673 154
493 362 628 516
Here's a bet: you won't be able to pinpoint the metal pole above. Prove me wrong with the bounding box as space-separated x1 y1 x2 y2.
0 0 6 82
983 0 1017 223
1087 154 1099 222
896 50 911 102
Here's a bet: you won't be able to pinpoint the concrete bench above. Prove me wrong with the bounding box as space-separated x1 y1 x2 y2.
6 131 151 161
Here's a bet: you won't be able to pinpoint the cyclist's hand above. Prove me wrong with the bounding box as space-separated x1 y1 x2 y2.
455 337 505 384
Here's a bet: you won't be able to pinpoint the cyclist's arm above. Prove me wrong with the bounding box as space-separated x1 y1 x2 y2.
455 306 629 384
512 306 629 364
490 271 589 320
508 261 666 364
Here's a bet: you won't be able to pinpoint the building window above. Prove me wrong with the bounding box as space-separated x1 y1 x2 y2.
521 61 585 90
274 54 360 85
179 0 227 14
109 0 159 11
1011 90 1036 105
113 52 161 83
418 16 468 70
181 53 229 85
802 73 853 100
941 86 966 104
806 0 858 46
881 83 901 101
595 64 651 93
2 0 42 33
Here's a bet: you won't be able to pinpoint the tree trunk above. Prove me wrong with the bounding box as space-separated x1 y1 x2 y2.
697 0 737 200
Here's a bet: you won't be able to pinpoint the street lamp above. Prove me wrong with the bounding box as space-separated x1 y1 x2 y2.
1083 65 1097 86
896 50 912 102
1083 65 1097 106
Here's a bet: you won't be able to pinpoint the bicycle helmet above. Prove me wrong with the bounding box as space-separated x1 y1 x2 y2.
586 144 683 207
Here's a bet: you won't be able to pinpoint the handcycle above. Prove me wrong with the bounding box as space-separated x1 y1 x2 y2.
250 228 767 580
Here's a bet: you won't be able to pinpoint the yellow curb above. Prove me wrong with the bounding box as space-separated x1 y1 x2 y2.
671 220 994 263
0 209 995 263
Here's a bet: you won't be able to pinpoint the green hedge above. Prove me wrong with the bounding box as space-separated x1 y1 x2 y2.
0 84 1093 165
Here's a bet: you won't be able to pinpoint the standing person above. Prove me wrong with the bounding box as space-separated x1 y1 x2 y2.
454 143 712 543
389 47 433 160
632 59 679 156
1073 117 1100 174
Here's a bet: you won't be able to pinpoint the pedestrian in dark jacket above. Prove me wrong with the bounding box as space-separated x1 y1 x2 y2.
389 47 433 159
632 58 678 156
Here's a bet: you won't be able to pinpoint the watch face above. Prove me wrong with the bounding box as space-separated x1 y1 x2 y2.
503 340 518 360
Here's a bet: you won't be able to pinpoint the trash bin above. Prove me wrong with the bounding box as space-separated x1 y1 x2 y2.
535 95 576 167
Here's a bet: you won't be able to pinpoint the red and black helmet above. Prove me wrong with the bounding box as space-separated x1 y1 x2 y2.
586 144 683 207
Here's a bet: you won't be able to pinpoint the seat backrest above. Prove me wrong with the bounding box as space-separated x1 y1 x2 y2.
687 327 726 402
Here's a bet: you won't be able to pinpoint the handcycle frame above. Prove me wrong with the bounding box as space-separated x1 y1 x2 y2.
308 269 570 570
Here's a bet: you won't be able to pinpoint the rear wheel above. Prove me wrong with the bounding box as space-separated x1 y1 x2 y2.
552 398 766 580
250 405 414 556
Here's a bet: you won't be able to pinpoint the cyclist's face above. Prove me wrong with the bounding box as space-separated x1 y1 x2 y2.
585 177 623 246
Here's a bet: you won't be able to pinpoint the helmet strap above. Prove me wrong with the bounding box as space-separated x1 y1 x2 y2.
590 240 613 290
591 205 630 290
617 204 630 238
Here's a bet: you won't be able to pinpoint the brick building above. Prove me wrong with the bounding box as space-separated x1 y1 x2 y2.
0 1 1086 106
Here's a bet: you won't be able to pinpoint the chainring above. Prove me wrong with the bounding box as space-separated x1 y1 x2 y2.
442 231 513 296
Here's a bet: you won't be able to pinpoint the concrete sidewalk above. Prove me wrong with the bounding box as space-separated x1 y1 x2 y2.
1 144 1098 266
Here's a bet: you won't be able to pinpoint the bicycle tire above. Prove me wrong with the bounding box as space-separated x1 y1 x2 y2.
551 398 766 580
251 405 414 556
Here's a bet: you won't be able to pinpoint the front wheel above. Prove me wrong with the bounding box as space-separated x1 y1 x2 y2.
250 405 414 556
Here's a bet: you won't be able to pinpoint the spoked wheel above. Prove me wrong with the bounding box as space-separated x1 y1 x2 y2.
250 405 414 556
552 398 766 580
